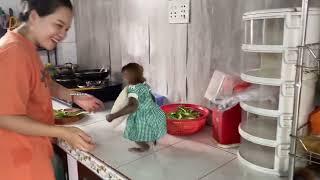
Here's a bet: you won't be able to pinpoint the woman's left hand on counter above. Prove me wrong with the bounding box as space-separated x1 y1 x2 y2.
73 94 105 112
60 126 96 151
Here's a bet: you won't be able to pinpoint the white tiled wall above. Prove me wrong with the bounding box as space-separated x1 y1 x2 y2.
57 42 77 64
0 0 19 15
62 20 76 43
60 0 77 65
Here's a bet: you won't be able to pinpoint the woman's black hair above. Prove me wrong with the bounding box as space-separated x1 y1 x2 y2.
122 63 146 84
19 0 73 22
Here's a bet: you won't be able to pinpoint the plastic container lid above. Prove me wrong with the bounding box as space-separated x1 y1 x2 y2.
243 7 320 20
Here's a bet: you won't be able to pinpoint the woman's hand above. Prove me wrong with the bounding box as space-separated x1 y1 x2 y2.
60 126 95 152
73 93 105 112
50 82 104 112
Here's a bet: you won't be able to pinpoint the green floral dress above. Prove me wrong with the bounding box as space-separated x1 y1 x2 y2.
124 83 167 142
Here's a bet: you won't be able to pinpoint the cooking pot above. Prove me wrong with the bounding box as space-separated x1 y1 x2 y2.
64 63 79 72
55 63 79 75
54 63 79 79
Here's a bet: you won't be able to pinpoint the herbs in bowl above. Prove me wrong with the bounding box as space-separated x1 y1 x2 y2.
167 106 201 120
54 109 87 125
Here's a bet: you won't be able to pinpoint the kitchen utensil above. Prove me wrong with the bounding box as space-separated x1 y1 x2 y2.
100 66 105 72
53 63 80 80
64 62 79 72
75 111 90 116
71 87 101 91
8 8 18 30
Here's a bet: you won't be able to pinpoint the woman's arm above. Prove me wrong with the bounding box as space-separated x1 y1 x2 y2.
49 81 105 112
107 97 138 122
0 80 97 151
0 115 95 151
49 80 73 102
0 115 63 137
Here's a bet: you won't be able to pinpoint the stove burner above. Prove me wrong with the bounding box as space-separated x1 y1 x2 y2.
86 80 102 87
77 79 109 88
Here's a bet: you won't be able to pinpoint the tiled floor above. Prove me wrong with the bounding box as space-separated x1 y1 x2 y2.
118 141 235 180
201 159 287 180
80 122 288 180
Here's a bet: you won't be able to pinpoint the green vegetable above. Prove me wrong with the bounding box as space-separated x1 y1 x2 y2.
54 109 81 119
166 106 201 120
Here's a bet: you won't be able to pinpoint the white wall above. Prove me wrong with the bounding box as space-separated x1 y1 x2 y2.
73 0 320 104
56 0 78 65
0 0 78 65
0 0 19 15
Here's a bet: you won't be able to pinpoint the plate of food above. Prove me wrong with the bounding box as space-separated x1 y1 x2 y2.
54 108 87 125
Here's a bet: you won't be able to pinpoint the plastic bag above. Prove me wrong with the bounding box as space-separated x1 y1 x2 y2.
107 86 129 131
204 70 242 101
212 85 278 111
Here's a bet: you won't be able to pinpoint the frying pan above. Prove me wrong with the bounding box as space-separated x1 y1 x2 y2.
55 78 78 88
75 69 110 81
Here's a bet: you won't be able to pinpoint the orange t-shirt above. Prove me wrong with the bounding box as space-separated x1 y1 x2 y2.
0 31 55 180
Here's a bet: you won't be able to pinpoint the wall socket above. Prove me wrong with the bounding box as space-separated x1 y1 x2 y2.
168 0 190 24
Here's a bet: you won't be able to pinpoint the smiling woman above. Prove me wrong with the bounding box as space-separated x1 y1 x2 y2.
18 0 73 50
0 0 105 180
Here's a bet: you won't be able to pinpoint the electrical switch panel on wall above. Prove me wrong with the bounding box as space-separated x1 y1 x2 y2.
168 0 190 24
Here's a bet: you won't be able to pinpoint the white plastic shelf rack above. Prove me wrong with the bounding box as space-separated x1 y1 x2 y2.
239 7 320 176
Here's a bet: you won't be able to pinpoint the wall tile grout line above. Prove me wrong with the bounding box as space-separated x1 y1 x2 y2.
148 21 151 65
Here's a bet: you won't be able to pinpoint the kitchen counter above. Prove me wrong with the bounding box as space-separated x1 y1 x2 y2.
53 100 130 180
52 100 285 180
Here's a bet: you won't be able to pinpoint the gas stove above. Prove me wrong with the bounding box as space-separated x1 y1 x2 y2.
54 80 123 108
49 64 122 107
